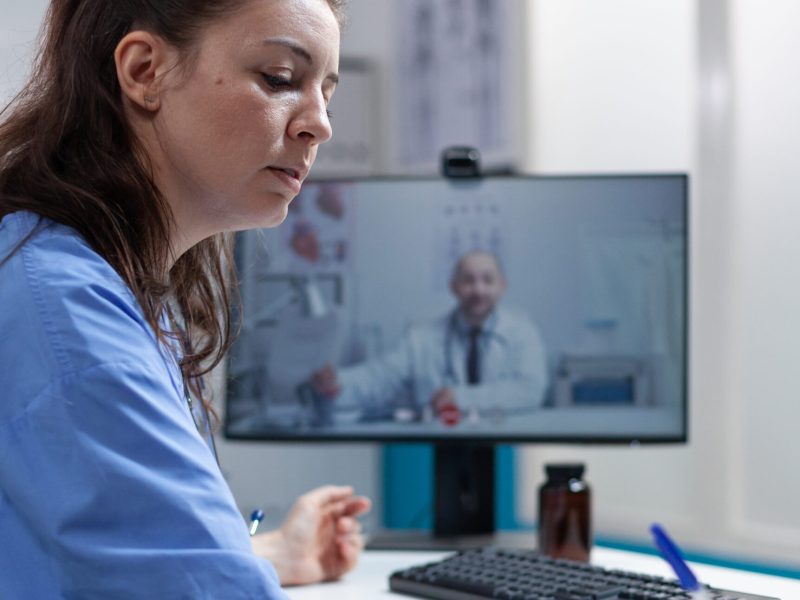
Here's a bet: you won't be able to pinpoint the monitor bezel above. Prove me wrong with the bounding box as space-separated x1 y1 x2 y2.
222 172 690 445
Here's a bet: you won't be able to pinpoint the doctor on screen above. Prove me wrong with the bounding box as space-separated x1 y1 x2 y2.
310 250 547 425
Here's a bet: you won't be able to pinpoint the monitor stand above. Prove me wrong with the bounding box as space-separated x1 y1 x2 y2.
368 443 536 551
433 443 494 537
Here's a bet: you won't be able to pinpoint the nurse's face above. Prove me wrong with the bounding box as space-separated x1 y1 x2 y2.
450 252 507 326
136 0 340 251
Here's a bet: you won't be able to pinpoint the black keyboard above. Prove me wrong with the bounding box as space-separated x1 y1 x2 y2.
388 547 779 600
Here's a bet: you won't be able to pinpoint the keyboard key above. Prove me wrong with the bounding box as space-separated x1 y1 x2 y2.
595 587 627 599
436 573 496 596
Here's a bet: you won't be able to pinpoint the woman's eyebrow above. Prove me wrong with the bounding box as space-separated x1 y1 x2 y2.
261 37 314 64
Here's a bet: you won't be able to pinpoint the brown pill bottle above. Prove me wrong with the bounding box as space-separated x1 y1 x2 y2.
537 463 591 562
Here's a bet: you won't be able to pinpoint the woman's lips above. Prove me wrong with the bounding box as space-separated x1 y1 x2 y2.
266 166 301 195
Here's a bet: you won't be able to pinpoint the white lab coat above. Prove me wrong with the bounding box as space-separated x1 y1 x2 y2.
337 307 547 416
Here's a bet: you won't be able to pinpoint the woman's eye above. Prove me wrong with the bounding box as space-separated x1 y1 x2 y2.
326 109 333 120
262 74 292 90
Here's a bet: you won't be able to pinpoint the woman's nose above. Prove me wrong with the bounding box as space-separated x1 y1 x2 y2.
288 92 333 145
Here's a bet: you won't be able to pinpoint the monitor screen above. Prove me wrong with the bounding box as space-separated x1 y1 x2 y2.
224 175 687 443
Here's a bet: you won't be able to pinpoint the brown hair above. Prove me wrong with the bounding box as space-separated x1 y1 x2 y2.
0 0 346 421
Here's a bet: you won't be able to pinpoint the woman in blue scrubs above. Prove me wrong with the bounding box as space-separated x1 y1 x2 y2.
0 0 369 597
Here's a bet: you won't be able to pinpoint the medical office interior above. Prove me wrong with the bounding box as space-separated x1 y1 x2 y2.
3 0 800 579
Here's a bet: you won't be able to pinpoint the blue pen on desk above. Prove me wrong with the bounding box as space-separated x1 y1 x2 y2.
650 523 712 600
249 509 264 537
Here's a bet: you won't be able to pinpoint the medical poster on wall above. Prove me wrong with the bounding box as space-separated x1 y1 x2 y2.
311 59 378 177
276 182 356 275
394 0 518 172
434 191 506 291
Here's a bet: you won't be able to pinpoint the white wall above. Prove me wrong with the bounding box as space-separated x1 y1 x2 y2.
522 0 695 173
517 0 800 569
0 1 48 104
724 0 800 554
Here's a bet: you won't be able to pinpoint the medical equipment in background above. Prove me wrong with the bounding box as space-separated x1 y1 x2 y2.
553 355 652 407
225 272 344 430
245 273 343 329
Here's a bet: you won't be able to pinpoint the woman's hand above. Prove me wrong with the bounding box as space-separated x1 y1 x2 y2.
252 485 371 586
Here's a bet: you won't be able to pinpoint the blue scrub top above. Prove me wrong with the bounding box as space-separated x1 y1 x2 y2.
0 212 286 599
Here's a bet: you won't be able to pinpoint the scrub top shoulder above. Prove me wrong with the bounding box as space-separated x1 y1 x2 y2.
0 211 287 599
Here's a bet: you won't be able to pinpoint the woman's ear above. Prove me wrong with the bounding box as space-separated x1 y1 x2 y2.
114 30 173 112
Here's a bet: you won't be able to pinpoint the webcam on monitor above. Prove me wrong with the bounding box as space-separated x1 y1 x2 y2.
441 146 482 178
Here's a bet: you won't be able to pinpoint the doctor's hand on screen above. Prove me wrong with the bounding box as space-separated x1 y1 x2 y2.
251 485 371 586
431 388 462 426
310 363 341 398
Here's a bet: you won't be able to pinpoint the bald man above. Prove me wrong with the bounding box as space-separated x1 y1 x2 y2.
310 251 547 426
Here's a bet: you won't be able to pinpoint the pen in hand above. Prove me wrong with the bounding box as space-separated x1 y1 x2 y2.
249 509 264 537
650 523 712 600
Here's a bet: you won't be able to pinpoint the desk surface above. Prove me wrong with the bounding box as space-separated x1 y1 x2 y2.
285 547 800 599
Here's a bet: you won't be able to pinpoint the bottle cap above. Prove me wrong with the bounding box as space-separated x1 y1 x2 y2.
545 463 585 482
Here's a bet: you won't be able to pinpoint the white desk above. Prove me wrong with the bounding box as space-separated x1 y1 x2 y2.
285 547 800 599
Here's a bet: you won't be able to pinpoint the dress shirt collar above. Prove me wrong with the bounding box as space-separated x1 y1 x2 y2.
453 307 500 341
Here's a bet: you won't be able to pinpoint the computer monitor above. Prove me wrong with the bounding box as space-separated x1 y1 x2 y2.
224 174 688 537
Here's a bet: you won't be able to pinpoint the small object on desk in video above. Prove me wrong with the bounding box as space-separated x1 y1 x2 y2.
249 508 264 537
438 401 461 427
651 522 712 600
393 407 416 423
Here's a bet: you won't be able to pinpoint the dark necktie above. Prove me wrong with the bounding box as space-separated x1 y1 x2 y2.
467 326 482 385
